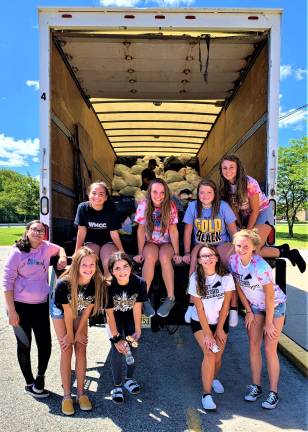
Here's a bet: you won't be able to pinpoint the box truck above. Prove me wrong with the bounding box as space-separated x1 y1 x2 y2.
38 7 285 323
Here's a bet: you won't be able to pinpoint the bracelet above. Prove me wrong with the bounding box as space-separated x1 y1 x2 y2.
109 334 123 344
184 252 190 255
246 310 252 314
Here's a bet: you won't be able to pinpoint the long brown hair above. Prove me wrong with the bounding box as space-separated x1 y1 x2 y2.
145 178 171 239
15 220 46 253
108 251 133 277
60 246 107 318
219 154 248 208
196 179 220 219
195 244 228 297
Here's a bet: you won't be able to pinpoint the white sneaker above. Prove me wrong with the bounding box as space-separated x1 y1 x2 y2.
202 394 216 410
229 309 239 327
184 305 194 323
212 379 224 394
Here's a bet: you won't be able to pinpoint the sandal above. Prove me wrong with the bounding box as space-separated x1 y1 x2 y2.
124 379 140 395
111 387 124 404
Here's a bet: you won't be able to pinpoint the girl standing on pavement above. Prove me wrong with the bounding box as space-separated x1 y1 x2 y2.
3 220 67 398
229 229 287 409
74 181 125 278
182 179 238 325
187 244 235 410
105 252 147 404
133 178 182 318
50 246 107 416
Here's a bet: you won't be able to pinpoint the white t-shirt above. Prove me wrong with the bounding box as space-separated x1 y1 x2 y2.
229 254 286 310
188 272 235 324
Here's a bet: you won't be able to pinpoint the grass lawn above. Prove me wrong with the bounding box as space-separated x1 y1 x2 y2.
275 223 307 249
0 226 25 246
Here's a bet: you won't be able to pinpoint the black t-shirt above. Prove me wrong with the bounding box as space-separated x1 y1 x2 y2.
106 273 147 334
74 201 121 246
54 278 95 313
141 168 156 191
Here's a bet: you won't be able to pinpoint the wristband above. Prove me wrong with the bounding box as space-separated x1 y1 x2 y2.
109 334 123 344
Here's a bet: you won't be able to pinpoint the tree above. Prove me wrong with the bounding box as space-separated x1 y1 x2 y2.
0 170 39 223
277 137 308 237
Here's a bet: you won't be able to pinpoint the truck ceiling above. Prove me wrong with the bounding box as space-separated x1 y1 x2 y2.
52 28 268 157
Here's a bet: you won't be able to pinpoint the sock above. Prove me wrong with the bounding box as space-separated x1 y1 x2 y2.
230 306 238 311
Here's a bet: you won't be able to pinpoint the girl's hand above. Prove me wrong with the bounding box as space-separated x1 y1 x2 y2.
60 333 74 352
245 311 255 330
214 328 227 346
182 253 191 265
57 256 67 270
132 331 141 342
74 333 88 345
115 339 128 354
173 254 182 265
133 255 144 264
204 333 216 350
8 309 19 327
264 322 279 340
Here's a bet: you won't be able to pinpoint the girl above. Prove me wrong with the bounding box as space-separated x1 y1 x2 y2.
3 220 67 398
51 246 107 416
182 179 238 325
230 229 287 409
188 244 235 410
219 154 305 272
74 181 125 278
105 252 147 404
133 178 182 318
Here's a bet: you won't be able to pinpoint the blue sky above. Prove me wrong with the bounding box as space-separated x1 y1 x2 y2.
0 0 306 177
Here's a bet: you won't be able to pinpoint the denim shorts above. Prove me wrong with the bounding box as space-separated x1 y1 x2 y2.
251 302 286 318
49 291 64 320
256 206 275 226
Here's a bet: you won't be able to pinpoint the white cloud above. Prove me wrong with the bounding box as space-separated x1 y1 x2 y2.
26 80 40 91
280 65 292 80
32 157 39 163
294 68 307 80
99 0 194 6
99 0 140 5
0 133 39 167
280 65 307 81
279 107 308 129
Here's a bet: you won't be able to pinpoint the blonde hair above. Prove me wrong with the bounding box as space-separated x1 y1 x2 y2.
145 178 171 239
60 246 107 318
233 229 261 250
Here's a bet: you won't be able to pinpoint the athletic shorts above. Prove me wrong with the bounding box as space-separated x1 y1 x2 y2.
191 318 229 335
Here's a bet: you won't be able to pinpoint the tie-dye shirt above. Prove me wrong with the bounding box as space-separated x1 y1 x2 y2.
229 253 286 310
230 176 269 217
134 199 178 244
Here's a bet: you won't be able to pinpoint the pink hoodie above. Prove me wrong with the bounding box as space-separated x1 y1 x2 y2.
3 241 60 304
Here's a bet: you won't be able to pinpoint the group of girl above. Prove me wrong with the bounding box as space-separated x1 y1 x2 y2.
3 154 305 415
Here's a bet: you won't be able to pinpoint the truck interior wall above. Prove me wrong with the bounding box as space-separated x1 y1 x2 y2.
51 42 116 244
198 44 268 185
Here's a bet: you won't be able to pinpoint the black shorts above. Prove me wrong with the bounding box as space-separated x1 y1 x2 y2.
191 318 229 335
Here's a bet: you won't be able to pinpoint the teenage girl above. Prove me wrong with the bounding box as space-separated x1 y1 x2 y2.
105 252 147 404
51 246 107 415
3 220 67 398
182 179 238 325
188 244 235 410
219 154 305 272
134 178 182 318
74 181 125 277
230 229 287 409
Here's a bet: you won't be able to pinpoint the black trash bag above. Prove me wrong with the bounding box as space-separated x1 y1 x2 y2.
116 156 137 167
164 156 185 172
110 195 136 224
186 156 200 172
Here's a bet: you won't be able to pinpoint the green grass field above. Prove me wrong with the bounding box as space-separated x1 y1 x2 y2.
0 223 307 249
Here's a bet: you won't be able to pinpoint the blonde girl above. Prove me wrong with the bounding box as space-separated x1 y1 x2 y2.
229 229 287 409
50 247 107 415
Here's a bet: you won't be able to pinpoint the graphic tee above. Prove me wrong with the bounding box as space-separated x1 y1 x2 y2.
229 253 286 310
188 272 235 324
183 200 236 245
229 176 270 217
106 273 148 335
54 278 96 313
134 199 178 244
74 201 121 246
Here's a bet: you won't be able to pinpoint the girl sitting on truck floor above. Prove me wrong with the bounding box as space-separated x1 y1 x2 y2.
219 154 306 273
3 220 67 399
50 246 107 416
105 252 147 404
182 179 238 326
74 181 125 278
229 229 287 409
133 178 182 318
188 244 235 410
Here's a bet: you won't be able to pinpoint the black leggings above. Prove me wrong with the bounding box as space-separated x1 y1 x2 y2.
14 301 51 385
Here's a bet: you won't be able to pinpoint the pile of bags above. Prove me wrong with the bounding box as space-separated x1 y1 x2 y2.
112 155 202 203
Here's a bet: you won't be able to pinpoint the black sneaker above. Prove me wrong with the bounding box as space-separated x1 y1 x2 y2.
244 384 262 402
34 375 45 392
262 391 279 409
25 384 50 398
